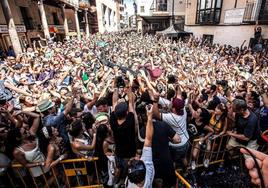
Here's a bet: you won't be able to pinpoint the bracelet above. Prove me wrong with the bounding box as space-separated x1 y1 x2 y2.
58 156 64 161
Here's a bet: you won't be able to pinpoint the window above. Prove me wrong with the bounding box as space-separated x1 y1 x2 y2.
140 6 145 13
52 13 60 25
258 0 268 23
20 7 34 30
156 0 167 11
196 0 222 24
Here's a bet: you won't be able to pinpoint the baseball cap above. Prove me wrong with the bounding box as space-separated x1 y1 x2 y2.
172 98 185 115
114 102 128 119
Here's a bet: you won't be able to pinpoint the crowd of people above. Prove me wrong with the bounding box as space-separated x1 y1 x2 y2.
0 31 268 188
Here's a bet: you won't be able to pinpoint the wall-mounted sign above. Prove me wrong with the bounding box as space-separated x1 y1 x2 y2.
0 25 26 33
224 8 245 24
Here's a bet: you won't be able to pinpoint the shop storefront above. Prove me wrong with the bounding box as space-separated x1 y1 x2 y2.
0 25 27 52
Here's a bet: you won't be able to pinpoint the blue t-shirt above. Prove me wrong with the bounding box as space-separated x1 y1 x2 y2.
42 113 69 143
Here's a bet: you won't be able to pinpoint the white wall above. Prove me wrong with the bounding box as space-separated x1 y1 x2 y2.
96 0 119 33
136 0 154 16
185 25 268 47
136 0 185 16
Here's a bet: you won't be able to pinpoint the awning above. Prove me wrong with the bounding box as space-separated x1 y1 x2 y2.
140 15 171 23
156 24 190 37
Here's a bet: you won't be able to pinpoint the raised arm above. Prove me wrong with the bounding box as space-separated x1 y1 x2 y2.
63 96 74 116
20 111 40 135
4 81 31 96
73 133 97 151
144 105 154 147
127 89 134 113
112 88 119 111
150 91 161 120
85 92 99 110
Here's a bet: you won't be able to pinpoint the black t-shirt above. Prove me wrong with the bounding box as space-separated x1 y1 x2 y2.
110 112 136 158
189 118 208 138
207 95 221 110
235 111 259 145
140 120 176 186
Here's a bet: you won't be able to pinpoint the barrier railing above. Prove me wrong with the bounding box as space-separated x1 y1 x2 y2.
1 157 103 188
174 134 231 188
175 170 191 188
188 134 231 169
2 134 267 188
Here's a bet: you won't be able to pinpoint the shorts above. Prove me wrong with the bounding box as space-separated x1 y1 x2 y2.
170 142 189 162
227 137 259 158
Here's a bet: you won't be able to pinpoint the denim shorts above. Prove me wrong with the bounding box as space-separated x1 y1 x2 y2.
170 142 190 162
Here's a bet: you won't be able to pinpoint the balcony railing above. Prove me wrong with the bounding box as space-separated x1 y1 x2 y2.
59 0 79 7
243 0 262 22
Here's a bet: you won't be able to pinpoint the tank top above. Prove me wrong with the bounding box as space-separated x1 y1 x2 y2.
17 139 48 177
209 114 223 133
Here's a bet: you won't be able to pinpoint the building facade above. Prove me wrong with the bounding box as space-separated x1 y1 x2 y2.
0 0 98 55
96 0 124 33
136 0 186 33
185 0 268 47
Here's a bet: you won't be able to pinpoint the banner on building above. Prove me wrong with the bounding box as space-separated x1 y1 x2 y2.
48 25 64 33
0 25 26 33
224 8 245 24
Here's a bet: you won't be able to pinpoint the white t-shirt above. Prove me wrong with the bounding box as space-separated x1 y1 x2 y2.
162 108 189 147
83 105 98 116
141 146 154 188
126 147 154 188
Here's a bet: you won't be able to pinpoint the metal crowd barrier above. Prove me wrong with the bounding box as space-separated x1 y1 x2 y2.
1 157 103 188
175 170 191 188
188 134 231 169
175 134 231 188
2 134 267 188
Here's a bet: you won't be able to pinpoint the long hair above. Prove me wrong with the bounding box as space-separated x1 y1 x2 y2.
5 128 22 159
95 124 108 158
216 103 228 121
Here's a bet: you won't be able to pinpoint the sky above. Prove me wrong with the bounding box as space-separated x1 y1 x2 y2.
124 0 135 16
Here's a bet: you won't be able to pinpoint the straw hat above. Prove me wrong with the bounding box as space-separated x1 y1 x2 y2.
36 99 55 112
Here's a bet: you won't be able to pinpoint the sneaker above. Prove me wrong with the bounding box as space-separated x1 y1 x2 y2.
217 166 225 174
191 161 196 170
203 159 210 168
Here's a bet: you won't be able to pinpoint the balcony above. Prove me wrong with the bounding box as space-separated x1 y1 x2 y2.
151 0 169 16
59 0 79 7
243 0 262 22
